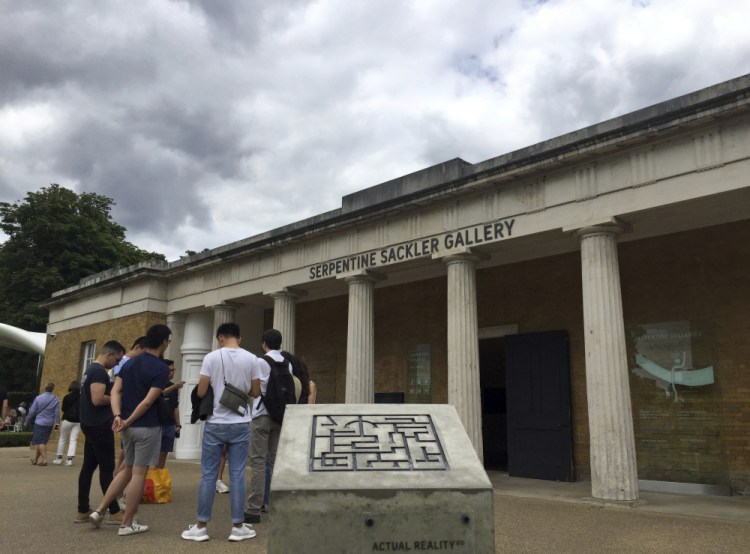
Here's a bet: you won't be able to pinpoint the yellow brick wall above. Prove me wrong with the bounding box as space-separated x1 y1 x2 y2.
42 311 166 390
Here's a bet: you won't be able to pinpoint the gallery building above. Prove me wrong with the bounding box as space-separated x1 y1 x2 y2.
42 75 750 500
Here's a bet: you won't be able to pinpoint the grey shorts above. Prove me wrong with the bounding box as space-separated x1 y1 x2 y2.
121 426 162 467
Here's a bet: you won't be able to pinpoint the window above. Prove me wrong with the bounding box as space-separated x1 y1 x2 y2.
81 341 96 376
407 344 431 403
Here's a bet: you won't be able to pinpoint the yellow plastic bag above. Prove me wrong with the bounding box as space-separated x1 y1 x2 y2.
141 467 172 504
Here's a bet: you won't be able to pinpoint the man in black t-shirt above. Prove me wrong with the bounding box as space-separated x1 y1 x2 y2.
76 340 125 524
90 324 170 536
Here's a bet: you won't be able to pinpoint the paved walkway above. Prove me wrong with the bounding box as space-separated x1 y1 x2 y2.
2 446 748 553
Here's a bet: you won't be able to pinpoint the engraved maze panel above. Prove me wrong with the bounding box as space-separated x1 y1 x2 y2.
310 414 449 472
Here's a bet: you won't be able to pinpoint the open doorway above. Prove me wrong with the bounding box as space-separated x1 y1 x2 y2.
480 336 508 470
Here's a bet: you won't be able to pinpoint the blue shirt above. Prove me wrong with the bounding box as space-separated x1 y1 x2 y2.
27 391 60 427
118 353 169 427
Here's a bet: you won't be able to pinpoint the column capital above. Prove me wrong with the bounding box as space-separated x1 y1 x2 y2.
268 287 308 300
442 249 488 266
166 312 187 324
209 301 241 312
576 218 632 240
344 271 386 285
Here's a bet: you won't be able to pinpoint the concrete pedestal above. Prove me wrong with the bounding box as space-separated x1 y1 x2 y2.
269 404 495 554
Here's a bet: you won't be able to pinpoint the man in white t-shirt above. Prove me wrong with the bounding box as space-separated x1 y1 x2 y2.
244 328 291 524
181 322 258 543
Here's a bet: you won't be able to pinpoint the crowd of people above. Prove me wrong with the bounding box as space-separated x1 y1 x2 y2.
4 321 314 542
0 386 27 431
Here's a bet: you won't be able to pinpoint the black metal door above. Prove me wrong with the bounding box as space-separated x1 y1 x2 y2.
505 330 573 481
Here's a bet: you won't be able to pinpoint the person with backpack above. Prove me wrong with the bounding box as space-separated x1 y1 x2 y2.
244 328 296 524
53 380 82 466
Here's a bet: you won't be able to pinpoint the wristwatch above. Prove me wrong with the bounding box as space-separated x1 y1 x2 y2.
113 414 121 418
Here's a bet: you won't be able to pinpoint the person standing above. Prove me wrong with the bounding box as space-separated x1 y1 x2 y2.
89 324 171 536
17 401 27 421
181 322 257 542
27 382 61 466
156 359 184 468
244 329 292 524
0 385 7 431
76 340 126 524
54 380 82 466
110 336 146 382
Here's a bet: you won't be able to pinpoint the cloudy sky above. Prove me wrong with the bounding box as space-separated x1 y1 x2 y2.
1 0 749 261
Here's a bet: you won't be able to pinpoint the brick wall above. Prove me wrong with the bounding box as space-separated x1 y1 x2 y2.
620 220 750 493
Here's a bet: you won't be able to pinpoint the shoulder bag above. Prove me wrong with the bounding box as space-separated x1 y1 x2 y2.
218 351 250 416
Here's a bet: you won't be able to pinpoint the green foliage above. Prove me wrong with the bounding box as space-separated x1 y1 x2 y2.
0 184 165 388
0 432 32 447
0 184 163 330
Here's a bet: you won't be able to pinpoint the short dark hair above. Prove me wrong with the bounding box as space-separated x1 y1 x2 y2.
44 382 55 393
145 324 172 349
68 380 81 392
131 336 147 349
216 322 240 339
101 340 125 357
262 328 282 350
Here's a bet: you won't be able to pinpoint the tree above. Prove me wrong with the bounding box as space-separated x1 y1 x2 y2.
0 184 164 390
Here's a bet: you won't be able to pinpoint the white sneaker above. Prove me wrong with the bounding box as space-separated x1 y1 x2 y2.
65 459 74 466
119 521 149 536
89 511 103 528
228 523 256 542
53 458 63 465
117 497 126 511
215 480 229 494
182 524 209 542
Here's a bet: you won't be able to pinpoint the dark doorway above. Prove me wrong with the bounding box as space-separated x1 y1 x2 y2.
374 392 405 403
504 330 573 481
479 337 507 470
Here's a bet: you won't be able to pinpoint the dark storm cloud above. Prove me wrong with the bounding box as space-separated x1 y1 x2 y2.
51 115 210 236
128 100 252 180
1 0 749 260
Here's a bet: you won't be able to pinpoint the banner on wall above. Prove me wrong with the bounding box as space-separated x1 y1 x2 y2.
630 320 714 401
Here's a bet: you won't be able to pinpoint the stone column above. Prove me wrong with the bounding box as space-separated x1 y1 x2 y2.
175 311 213 459
444 253 484 463
271 289 305 353
164 312 186 372
577 224 638 501
211 303 238 350
344 272 383 404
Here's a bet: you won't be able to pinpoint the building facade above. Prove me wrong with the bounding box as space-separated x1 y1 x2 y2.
43 75 750 499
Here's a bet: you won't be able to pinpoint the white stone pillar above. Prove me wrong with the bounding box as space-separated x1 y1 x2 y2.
344 272 383 404
444 253 484 463
578 224 638 501
211 303 238 350
175 311 213 460
164 312 186 372
271 289 305 353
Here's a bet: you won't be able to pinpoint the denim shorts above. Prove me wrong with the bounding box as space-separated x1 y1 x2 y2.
160 424 176 453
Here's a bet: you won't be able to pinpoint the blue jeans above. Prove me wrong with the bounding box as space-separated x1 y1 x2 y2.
197 422 250 524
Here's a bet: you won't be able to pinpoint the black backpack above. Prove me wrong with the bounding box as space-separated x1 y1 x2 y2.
258 355 297 424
